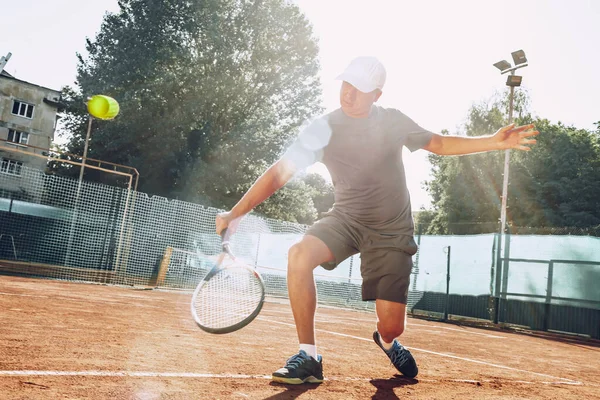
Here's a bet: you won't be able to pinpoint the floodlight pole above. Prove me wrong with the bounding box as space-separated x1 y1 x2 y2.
65 115 93 266
78 115 93 184
493 58 527 324
498 63 526 232
493 81 514 325
499 72 515 234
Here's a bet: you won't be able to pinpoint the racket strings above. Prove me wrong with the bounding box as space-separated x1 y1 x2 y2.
193 265 263 329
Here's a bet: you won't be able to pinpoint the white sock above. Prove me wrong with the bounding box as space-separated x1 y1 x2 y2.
299 344 318 360
377 332 394 350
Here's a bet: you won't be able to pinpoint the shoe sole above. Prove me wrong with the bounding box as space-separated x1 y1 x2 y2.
271 375 323 384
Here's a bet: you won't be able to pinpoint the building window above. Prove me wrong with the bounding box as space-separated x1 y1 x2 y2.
0 159 23 176
7 129 29 146
11 100 35 119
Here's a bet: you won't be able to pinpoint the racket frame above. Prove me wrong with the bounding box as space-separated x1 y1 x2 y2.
190 235 266 334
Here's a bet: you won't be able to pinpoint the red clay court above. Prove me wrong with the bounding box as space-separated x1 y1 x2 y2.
0 275 598 399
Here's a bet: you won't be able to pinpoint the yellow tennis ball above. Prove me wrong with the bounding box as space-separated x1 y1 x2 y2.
87 95 120 120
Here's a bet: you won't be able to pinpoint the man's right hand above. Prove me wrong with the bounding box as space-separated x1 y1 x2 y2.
216 211 239 236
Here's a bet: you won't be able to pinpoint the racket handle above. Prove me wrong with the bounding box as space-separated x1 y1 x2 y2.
220 228 232 254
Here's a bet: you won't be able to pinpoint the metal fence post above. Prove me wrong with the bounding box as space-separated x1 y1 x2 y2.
444 246 451 322
493 227 512 324
254 233 261 268
347 255 353 283
501 230 512 300
493 233 502 324
346 256 354 304
543 261 554 331
411 223 422 305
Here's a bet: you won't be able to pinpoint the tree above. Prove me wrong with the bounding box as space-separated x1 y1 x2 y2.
509 119 600 228
302 172 334 218
60 0 323 218
424 90 600 232
227 172 334 226
254 179 318 225
48 86 93 179
424 108 509 235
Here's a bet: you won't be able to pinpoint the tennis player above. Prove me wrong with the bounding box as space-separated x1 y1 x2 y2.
215 56 538 384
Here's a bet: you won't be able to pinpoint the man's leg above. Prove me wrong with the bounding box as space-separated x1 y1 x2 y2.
361 232 418 378
271 234 335 384
287 235 335 345
373 299 418 378
273 212 359 384
375 299 407 343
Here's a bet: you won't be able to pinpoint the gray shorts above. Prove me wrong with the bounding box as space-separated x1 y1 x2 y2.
305 211 418 304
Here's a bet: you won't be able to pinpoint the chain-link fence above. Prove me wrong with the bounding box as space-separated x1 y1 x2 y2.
0 165 369 310
1 165 599 338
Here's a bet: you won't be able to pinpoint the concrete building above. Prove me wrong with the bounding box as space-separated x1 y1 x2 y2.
0 67 61 200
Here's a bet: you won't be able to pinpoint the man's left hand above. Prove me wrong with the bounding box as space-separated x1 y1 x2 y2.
493 123 539 151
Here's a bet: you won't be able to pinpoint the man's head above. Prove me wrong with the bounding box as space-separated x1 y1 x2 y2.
336 56 386 118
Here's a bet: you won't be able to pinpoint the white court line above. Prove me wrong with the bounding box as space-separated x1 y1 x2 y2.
0 290 167 309
409 323 506 339
256 317 582 385
0 292 49 298
0 370 584 386
417 329 466 336
263 309 506 339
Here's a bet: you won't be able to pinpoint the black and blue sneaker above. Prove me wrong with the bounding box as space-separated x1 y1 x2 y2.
373 331 418 378
272 350 324 384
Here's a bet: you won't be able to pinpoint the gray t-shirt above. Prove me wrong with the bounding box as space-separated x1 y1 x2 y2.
284 105 434 234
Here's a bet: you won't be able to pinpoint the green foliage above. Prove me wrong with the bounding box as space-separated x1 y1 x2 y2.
301 172 335 218
424 90 600 233
245 172 333 225
509 119 600 227
59 0 323 220
48 86 88 179
256 180 318 225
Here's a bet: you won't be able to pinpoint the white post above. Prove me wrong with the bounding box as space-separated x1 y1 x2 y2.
65 115 93 266
499 81 515 233
78 115 93 183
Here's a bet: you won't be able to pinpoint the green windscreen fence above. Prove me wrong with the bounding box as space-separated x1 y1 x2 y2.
409 227 600 338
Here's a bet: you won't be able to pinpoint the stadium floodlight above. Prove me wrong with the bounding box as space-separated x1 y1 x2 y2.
506 75 523 87
493 60 512 72
511 49 527 65
495 50 528 75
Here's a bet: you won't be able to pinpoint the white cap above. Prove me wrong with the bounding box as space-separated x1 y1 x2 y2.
336 56 386 93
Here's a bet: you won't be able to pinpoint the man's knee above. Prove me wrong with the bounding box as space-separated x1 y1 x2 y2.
378 321 405 343
376 299 407 342
287 236 333 273
287 242 306 267
287 241 318 273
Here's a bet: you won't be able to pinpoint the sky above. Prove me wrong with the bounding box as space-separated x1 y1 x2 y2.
1 0 599 210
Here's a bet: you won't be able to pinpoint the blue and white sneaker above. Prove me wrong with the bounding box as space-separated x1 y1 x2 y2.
373 331 418 378
272 350 324 384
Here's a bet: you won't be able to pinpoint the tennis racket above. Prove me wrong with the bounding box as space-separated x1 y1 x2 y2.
190 228 265 334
